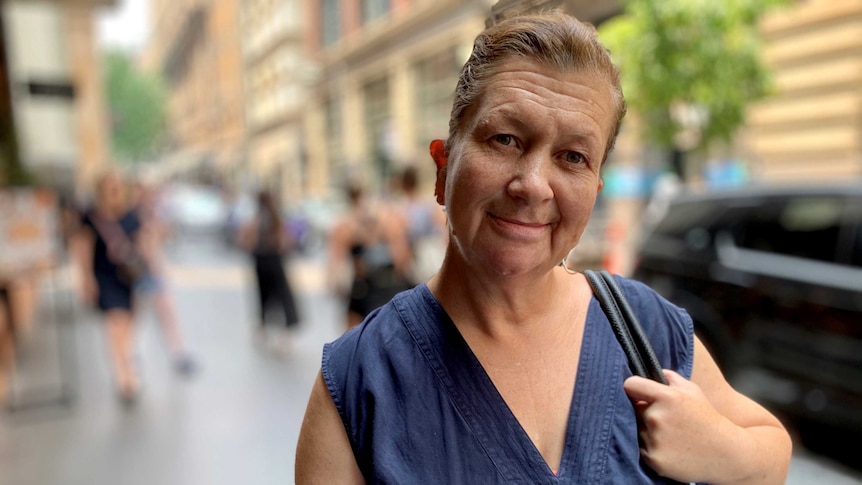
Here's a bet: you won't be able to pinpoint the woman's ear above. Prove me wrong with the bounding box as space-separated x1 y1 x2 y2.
430 140 448 206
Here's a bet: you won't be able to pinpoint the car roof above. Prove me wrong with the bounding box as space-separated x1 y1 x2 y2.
665 182 862 206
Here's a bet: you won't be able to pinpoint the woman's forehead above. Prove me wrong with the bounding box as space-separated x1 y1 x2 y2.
468 62 614 129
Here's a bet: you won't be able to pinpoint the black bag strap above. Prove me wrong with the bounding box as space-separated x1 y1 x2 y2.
583 269 668 384
88 211 134 264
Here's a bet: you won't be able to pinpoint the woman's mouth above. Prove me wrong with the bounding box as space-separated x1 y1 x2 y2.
489 213 550 239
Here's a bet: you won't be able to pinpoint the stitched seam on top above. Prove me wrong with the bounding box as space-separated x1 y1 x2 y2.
393 287 514 482
321 343 359 454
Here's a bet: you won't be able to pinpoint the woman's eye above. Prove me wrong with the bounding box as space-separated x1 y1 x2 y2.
493 134 514 146
564 151 585 164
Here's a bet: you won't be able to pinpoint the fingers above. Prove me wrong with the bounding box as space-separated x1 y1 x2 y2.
624 375 666 403
624 369 690 403
663 369 688 386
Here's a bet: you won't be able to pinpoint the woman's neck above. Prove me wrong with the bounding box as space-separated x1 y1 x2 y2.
430 258 577 337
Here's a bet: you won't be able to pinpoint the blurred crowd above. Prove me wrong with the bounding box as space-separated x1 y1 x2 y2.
0 162 449 406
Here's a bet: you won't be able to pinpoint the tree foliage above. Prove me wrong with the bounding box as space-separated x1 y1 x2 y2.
103 50 167 163
599 0 788 153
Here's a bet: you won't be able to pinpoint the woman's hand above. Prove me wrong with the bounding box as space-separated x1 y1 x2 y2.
624 338 791 485
624 371 737 482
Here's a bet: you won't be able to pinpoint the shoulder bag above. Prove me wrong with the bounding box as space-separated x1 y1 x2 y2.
583 269 668 385
88 212 148 287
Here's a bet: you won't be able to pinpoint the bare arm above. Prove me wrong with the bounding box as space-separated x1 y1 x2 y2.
70 227 97 305
624 337 792 484
326 220 351 294
382 208 412 276
295 371 365 485
135 221 160 271
235 218 258 252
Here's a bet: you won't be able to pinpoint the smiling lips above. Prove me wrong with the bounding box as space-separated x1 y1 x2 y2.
489 212 552 238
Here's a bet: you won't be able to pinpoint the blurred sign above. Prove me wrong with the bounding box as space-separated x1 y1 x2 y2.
603 164 648 199
0 188 59 278
25 80 76 99
704 158 749 190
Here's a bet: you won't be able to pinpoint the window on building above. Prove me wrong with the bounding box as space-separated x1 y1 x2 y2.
361 0 389 25
362 76 391 180
413 47 460 150
321 0 341 47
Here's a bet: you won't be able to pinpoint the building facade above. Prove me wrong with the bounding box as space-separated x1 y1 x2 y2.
746 0 862 181
1 0 114 197
303 0 496 199
144 0 246 186
134 0 860 217
239 0 309 200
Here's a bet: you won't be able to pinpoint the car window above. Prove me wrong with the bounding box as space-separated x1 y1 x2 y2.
653 200 716 238
732 197 844 263
850 222 862 268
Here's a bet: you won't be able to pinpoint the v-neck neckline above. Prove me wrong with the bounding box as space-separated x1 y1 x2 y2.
404 285 625 483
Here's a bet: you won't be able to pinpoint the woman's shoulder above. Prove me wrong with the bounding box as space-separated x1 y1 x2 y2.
612 275 695 378
327 287 423 349
614 276 687 318
323 286 431 378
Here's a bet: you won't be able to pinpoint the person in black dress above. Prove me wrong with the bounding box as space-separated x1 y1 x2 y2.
238 190 300 347
73 170 142 403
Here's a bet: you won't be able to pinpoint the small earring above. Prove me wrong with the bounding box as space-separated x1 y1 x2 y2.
560 258 577 275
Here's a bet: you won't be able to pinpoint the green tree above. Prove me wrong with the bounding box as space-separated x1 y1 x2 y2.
599 0 787 168
103 50 167 163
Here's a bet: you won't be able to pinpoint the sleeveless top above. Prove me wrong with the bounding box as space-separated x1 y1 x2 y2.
81 209 141 283
253 214 283 257
348 210 396 278
322 277 695 484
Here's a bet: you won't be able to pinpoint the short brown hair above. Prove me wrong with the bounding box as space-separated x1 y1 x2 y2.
448 10 626 163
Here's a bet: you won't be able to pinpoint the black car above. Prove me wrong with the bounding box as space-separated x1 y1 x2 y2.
631 183 862 432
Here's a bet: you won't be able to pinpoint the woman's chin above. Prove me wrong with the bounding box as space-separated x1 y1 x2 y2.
483 253 552 278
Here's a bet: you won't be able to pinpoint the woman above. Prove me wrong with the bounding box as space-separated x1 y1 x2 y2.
131 182 197 375
296 11 791 484
326 181 412 329
74 171 143 403
238 190 300 343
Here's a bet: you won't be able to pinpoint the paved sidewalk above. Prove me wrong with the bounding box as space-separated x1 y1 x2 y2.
0 249 342 485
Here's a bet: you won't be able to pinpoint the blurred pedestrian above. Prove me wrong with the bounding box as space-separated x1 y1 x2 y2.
72 170 144 404
131 181 197 376
394 165 448 286
238 190 300 349
326 181 412 330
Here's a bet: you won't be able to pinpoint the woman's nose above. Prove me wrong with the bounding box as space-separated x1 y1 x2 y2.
506 151 554 203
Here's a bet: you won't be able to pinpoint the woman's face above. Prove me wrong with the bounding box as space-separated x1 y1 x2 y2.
440 59 614 278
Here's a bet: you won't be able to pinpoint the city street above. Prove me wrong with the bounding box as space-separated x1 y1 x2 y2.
1 231 861 485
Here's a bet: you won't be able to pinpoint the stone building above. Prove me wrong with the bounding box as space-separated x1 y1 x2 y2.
238 0 309 199
1 0 113 196
143 0 246 186
302 0 496 198
747 0 862 181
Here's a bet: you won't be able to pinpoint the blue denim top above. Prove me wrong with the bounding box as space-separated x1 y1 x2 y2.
322 278 694 484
